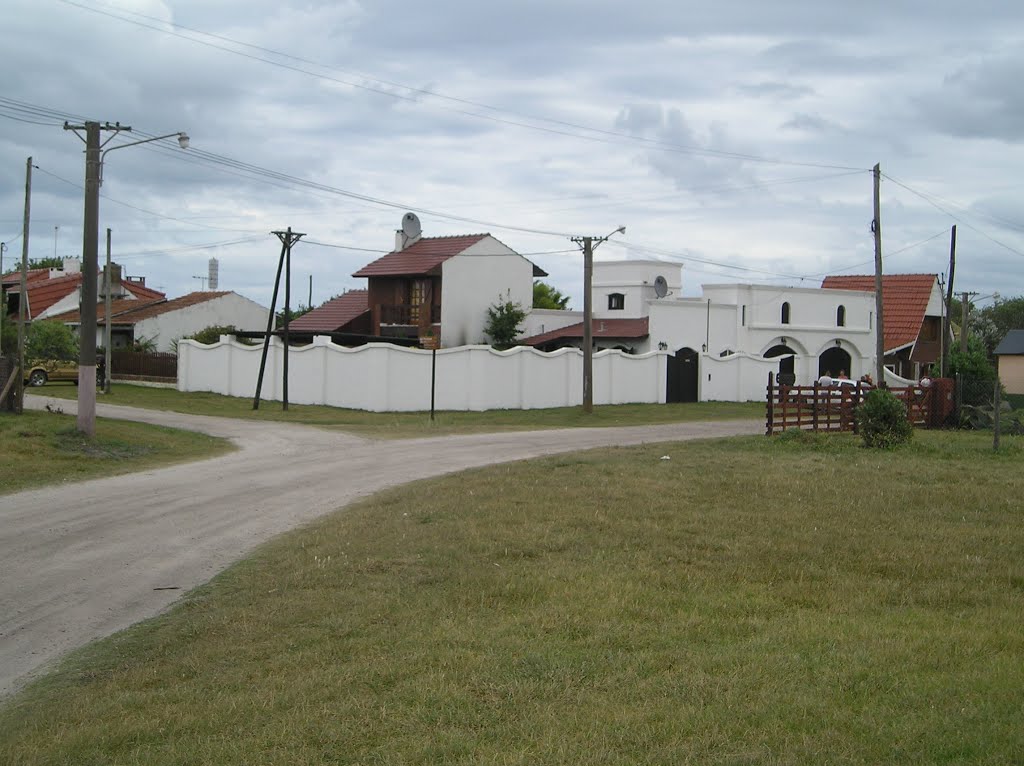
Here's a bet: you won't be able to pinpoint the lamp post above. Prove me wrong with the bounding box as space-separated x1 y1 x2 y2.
571 226 626 413
63 122 189 435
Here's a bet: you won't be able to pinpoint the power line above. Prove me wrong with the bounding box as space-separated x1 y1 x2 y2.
56 0 864 171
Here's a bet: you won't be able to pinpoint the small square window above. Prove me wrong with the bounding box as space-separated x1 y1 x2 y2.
608 293 625 310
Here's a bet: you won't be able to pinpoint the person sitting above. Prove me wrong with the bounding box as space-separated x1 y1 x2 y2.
838 369 849 379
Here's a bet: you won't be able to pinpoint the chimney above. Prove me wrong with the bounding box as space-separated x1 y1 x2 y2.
395 230 405 252
61 257 81 275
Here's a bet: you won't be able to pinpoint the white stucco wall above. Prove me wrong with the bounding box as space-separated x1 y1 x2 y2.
592 260 682 319
134 293 270 353
520 308 582 339
440 237 535 347
178 336 668 411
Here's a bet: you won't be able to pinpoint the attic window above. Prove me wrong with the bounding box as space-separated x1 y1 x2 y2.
781 301 791 325
608 293 625 310
837 305 846 327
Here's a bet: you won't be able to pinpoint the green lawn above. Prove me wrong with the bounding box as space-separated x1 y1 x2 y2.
0 409 233 495
2 430 1021 764
36 383 763 438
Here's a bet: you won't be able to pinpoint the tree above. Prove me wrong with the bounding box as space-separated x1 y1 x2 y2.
26 320 78 361
947 336 997 382
27 256 64 270
977 295 1024 354
483 292 526 349
276 304 312 328
533 280 570 310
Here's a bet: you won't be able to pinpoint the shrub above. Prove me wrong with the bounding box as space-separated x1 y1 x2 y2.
855 389 912 449
483 292 526 349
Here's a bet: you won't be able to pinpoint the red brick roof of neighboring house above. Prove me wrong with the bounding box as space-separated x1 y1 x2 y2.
352 234 548 278
22 273 83 319
2 267 51 286
288 290 369 332
821 274 937 353
122 280 166 302
519 317 650 346
47 297 167 324
50 291 230 325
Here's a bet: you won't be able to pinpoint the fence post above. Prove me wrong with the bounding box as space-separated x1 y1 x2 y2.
766 371 774 436
994 380 1001 451
812 382 819 432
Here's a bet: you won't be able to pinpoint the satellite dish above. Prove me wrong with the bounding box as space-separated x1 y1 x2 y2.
653 275 669 298
401 212 422 240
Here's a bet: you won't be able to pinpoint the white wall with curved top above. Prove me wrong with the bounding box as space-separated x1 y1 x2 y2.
178 336 669 411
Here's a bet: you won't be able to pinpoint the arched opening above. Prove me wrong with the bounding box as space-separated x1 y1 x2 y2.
781 302 791 325
818 346 852 379
764 344 796 385
837 305 846 327
666 346 699 403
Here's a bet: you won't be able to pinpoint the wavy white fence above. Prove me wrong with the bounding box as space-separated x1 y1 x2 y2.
177 336 668 411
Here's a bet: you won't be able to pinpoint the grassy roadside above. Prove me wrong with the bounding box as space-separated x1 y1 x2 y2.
2 430 1021 764
35 383 763 438
0 409 233 495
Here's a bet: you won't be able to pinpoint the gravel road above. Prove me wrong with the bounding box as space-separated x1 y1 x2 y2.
1 394 761 696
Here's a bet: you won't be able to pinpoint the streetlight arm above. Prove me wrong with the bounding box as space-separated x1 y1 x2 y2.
99 132 189 185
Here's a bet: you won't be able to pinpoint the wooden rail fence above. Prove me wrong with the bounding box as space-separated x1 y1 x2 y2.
766 373 954 436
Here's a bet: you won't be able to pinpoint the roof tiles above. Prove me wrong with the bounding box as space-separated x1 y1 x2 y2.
353 235 489 278
289 290 369 332
520 317 649 346
821 274 937 352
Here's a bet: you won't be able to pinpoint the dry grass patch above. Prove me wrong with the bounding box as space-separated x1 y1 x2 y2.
2 431 1022 764
0 409 233 495
37 384 762 437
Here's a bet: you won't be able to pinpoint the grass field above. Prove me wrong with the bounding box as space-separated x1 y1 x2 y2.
1 430 1021 764
35 383 763 437
0 409 233 495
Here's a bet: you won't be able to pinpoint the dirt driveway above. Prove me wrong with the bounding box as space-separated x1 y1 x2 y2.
1 395 761 696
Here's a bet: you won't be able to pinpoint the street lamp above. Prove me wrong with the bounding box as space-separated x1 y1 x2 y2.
63 122 189 435
571 225 626 414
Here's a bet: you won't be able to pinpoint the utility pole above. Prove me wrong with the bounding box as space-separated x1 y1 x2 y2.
0 241 6 356
64 121 129 436
104 228 113 394
960 291 978 353
253 228 305 410
872 163 885 387
16 157 33 414
308 274 312 308
943 225 956 376
571 226 625 413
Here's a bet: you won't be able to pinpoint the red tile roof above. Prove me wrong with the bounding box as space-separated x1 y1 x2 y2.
353 235 489 277
49 291 230 325
288 290 369 332
123 280 166 302
24 274 83 319
2 267 50 286
520 317 649 346
47 297 167 324
821 274 938 352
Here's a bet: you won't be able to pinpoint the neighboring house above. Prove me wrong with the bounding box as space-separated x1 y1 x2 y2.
520 260 875 402
348 227 546 348
49 291 270 353
821 274 947 380
1 257 164 324
994 329 1024 395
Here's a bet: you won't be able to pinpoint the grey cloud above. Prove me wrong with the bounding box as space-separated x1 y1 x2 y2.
735 81 816 100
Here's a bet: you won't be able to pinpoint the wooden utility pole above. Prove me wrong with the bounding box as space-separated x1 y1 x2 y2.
254 228 304 411
942 225 956 376
16 157 33 414
960 291 976 353
581 236 594 413
104 228 113 394
571 226 625 413
872 164 885 387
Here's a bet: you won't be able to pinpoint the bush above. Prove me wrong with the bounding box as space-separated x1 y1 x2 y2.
855 389 912 449
26 320 78 361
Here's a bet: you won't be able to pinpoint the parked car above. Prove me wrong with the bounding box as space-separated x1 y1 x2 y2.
25 358 104 387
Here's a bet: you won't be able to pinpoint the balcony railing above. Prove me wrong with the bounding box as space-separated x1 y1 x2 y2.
379 303 441 326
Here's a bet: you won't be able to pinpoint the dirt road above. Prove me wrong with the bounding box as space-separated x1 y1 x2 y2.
1 395 761 696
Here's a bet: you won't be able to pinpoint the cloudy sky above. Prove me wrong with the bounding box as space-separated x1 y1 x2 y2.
2 0 1023 313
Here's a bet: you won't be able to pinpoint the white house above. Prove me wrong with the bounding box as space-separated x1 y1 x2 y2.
521 260 875 402
295 216 545 348
51 290 270 353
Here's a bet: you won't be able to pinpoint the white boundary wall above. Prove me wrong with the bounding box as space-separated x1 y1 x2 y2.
178 336 668 411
